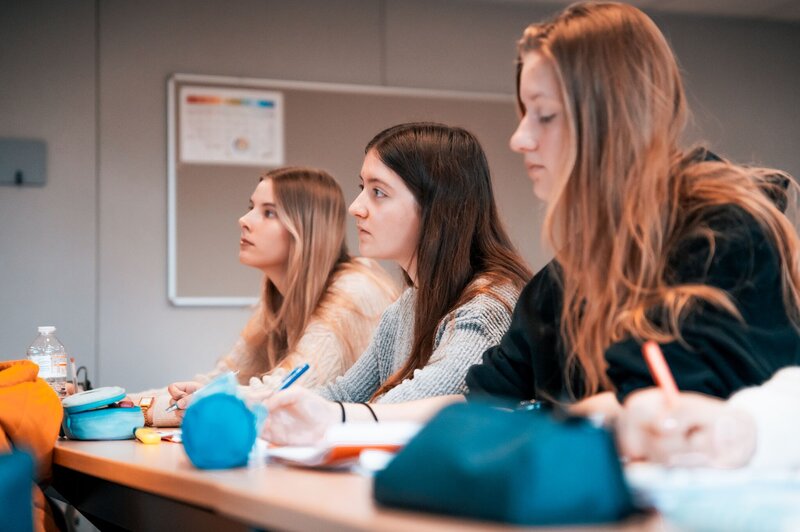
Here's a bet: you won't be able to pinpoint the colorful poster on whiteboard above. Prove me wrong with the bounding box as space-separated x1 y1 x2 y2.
179 86 284 166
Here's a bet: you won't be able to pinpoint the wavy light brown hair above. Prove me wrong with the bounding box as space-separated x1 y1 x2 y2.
369 122 532 399
238 167 395 380
518 2 800 398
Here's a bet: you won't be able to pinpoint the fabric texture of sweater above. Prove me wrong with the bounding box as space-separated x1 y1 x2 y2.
131 258 398 426
319 282 520 404
467 204 800 404
729 366 800 469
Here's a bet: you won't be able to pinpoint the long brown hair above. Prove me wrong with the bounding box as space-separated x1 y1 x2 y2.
518 2 800 398
369 123 531 398
238 166 394 379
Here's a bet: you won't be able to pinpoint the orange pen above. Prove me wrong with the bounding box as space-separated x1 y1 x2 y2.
642 340 680 408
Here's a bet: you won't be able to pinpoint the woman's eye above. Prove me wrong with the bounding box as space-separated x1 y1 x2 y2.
265 209 277 218
358 183 364 191
539 113 556 124
373 188 386 198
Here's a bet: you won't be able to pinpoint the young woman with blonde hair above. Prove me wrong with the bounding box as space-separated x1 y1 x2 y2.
467 1 800 413
131 167 398 426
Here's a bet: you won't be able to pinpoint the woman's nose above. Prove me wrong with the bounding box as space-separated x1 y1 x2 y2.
510 118 538 153
349 193 367 218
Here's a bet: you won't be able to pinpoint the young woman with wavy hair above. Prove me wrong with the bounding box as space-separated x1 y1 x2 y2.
130 167 399 426
467 2 800 414
261 123 531 444
261 4 800 445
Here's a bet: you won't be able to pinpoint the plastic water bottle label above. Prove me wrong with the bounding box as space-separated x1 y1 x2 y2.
30 354 54 379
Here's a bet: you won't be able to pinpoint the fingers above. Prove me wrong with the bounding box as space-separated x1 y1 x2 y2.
242 378 275 406
619 387 741 467
168 381 198 398
260 387 335 446
176 394 193 410
265 386 309 411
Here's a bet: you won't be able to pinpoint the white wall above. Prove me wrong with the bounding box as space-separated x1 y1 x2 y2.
1 0 799 392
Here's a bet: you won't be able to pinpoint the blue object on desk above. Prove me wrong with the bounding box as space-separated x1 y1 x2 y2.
61 386 143 440
182 393 256 470
374 402 635 525
278 363 310 390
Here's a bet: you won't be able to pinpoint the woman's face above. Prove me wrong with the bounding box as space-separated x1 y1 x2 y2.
349 149 421 276
510 51 570 202
238 179 292 273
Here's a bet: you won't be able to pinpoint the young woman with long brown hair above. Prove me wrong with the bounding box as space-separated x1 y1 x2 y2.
466 1 800 413
263 3 800 445
261 122 531 444
130 167 398 426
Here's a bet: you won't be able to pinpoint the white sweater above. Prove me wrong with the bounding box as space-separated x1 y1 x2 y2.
728 367 800 469
131 259 398 426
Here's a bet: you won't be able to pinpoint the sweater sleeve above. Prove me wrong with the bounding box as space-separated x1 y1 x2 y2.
466 264 566 402
728 367 800 469
242 322 348 403
377 291 515 403
316 293 404 402
241 268 398 402
607 206 800 402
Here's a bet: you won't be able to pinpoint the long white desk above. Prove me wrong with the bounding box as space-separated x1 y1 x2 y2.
52 439 659 531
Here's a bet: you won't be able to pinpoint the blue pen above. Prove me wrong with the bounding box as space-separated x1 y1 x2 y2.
278 363 310 391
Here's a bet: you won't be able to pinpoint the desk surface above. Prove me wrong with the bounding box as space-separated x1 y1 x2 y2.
54 439 659 532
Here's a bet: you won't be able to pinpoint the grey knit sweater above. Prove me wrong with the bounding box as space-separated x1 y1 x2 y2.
318 282 520 404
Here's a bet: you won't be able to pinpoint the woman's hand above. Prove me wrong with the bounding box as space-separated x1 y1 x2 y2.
617 387 757 468
167 381 202 417
261 386 341 445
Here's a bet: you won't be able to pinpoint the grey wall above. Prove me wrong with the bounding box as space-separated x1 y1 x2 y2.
1 0 799 392
0 1 97 370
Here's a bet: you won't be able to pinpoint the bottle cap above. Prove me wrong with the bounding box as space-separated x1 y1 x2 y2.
38 326 56 334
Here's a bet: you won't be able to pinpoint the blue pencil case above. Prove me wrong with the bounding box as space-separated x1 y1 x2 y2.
61 386 144 440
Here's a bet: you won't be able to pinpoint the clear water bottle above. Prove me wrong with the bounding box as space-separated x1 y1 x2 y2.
26 326 69 398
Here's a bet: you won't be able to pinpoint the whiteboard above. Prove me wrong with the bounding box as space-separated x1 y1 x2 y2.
167 73 542 306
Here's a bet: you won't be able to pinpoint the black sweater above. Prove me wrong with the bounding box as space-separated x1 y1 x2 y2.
466 204 800 403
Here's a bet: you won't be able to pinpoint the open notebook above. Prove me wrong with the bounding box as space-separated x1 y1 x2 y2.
626 463 800 531
263 422 422 468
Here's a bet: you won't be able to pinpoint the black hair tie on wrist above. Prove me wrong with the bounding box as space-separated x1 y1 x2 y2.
334 400 346 423
359 402 378 422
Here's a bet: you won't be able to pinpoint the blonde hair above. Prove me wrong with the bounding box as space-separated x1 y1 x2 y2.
237 167 394 379
518 2 800 398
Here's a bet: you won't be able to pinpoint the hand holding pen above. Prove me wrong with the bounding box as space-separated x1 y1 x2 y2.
166 364 310 413
617 341 756 467
165 381 204 413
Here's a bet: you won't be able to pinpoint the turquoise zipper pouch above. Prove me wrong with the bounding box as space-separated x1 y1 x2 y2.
61 386 144 440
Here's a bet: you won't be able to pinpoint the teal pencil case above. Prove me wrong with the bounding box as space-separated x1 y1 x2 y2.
61 386 144 440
